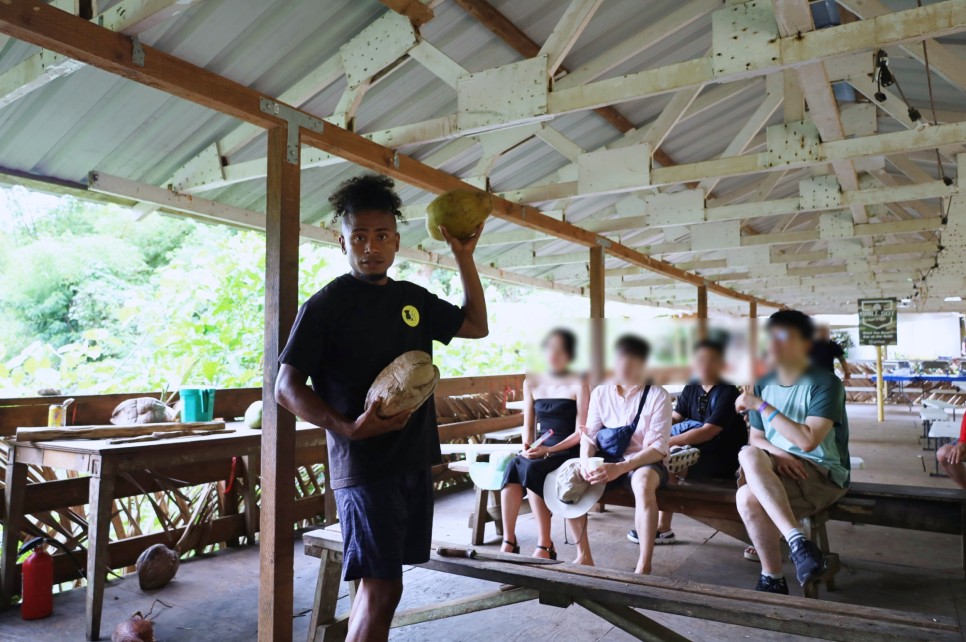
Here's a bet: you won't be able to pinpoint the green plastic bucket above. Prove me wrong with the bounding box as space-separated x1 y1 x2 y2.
180 387 216 422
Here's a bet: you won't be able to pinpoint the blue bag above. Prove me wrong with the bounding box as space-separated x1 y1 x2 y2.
595 385 651 460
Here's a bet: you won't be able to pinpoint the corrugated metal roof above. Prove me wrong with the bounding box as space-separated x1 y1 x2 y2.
0 0 962 313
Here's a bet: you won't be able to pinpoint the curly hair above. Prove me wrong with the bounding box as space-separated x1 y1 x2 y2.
328 173 404 220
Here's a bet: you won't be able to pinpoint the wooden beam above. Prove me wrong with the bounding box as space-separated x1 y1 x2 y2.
258 127 300 642
0 0 783 311
378 0 434 26
538 0 604 77
697 286 708 340
449 0 678 167
589 245 605 385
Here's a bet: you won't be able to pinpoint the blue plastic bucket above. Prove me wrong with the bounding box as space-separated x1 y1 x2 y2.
180 387 216 422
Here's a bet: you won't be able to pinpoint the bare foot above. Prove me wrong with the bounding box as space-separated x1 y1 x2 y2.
533 547 551 560
573 554 595 566
634 562 652 574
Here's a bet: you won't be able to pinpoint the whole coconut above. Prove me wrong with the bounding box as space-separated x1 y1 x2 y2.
112 612 156 642
425 190 491 241
365 351 440 418
135 544 180 590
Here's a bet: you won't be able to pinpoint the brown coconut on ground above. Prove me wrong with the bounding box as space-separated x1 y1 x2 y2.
135 543 180 590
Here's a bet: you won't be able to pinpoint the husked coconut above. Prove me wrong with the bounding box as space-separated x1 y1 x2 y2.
112 612 156 642
425 190 491 241
365 351 440 418
244 400 263 428
111 398 176 425
135 543 180 590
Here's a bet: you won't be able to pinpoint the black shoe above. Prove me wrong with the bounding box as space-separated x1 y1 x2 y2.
789 537 825 585
755 574 789 594
626 529 639 544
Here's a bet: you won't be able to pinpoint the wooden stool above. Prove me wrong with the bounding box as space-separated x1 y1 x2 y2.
801 510 840 599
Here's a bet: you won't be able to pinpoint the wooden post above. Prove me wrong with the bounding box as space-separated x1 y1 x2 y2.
749 301 758 380
697 285 708 340
589 245 605 385
259 126 301 642
875 345 885 422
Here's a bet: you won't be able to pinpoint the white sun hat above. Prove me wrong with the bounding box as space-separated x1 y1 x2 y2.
543 458 606 519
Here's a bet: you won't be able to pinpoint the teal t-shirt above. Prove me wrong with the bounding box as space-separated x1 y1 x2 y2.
749 365 850 487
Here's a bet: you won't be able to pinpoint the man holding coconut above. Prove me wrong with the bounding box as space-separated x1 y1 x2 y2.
275 174 489 641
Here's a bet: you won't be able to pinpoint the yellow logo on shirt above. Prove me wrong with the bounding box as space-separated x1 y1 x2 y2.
402 305 420 327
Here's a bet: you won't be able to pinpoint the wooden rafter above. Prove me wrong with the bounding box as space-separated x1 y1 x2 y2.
377 0 434 27
0 0 784 310
449 0 681 168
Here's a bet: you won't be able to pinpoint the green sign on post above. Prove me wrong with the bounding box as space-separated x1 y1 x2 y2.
858 298 898 346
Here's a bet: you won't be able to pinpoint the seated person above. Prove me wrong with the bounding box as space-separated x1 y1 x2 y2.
810 324 850 381
575 335 673 574
734 310 850 594
500 328 590 559
936 412 966 489
629 339 748 545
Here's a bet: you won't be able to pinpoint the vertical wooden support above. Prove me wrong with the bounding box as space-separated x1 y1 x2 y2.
696 285 708 340
749 301 758 379
0 451 28 607
589 245 605 385
86 464 116 641
259 126 301 642
875 345 885 422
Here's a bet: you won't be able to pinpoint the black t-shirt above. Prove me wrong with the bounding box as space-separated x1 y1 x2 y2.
674 381 747 465
279 274 464 489
810 340 844 373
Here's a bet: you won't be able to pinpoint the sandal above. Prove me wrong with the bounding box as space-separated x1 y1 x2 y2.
503 540 520 554
744 546 760 562
535 544 557 560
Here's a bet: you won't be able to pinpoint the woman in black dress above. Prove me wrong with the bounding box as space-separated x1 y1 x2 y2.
500 329 589 559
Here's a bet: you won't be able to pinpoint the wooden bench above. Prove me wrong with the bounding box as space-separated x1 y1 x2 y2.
600 479 966 589
302 527 959 642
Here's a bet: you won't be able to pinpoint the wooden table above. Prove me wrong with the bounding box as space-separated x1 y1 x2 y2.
1 421 325 641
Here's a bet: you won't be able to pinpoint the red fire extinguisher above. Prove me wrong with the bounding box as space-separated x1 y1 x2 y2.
19 537 53 620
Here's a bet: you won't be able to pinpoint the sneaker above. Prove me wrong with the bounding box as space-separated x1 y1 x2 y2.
755 574 789 594
789 537 825 586
667 446 701 475
655 530 677 545
627 529 676 544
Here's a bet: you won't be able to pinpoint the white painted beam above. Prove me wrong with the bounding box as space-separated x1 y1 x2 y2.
538 0 604 77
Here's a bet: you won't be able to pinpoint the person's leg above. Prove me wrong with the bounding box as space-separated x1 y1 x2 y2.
657 511 673 534
937 444 966 489
630 467 661 574
735 484 783 576
500 484 524 552
736 446 799 536
528 493 555 558
567 515 594 566
347 577 403 642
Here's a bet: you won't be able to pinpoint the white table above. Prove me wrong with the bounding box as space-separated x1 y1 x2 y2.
928 420 961 477
924 398 962 420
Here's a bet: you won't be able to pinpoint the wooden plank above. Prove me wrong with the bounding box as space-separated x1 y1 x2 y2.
392 587 538 627
697 285 708 340
577 600 691 642
437 415 522 442
538 0 604 76
258 126 300 642
589 245 605 384
15 421 225 442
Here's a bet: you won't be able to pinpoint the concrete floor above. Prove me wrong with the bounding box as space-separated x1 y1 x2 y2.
1 404 963 641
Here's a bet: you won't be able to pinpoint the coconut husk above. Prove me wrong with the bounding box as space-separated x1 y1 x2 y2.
365 351 440 418
112 613 156 642
425 190 491 241
111 398 177 425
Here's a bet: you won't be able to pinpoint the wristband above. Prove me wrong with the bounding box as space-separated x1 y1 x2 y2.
758 401 769 413
767 409 780 423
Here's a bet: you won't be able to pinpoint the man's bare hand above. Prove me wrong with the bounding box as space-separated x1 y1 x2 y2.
773 451 808 480
351 401 412 440
735 391 764 414
439 223 484 257
583 462 622 485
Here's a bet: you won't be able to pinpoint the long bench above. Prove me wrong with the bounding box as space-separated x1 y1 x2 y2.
599 479 966 583
302 527 960 642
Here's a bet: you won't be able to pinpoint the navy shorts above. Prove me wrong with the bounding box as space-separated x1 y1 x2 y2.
335 468 434 581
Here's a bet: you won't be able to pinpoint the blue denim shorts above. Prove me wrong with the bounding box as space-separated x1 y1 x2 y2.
335 468 434 581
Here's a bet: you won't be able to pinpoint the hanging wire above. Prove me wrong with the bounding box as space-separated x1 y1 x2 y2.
917 0 952 186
